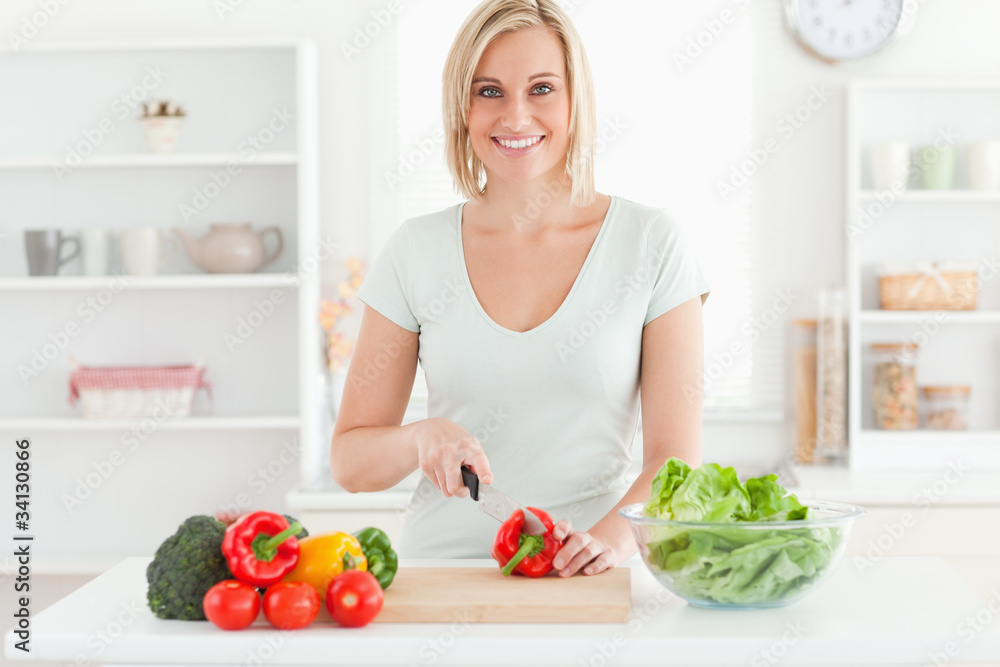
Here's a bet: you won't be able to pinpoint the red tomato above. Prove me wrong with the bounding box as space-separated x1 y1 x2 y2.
325 570 384 627
203 580 260 630
262 581 321 630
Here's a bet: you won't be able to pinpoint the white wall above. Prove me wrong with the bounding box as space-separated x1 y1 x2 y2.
2 0 999 519
749 0 1000 468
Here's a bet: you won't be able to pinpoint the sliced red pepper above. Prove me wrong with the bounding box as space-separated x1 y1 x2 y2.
222 511 302 588
490 506 562 577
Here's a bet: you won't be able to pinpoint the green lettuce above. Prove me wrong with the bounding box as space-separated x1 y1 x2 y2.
642 459 839 606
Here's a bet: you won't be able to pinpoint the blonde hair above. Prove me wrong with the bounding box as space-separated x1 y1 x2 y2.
442 0 597 207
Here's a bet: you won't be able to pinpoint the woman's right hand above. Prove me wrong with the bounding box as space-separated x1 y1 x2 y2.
414 417 493 498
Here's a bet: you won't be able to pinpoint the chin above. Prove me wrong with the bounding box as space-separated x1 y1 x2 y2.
482 160 568 187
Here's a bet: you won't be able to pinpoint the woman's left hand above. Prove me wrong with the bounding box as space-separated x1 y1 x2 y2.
550 520 617 577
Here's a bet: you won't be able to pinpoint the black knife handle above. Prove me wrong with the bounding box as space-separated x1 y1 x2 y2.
460 465 479 501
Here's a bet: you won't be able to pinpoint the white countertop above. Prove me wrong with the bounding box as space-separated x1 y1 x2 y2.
786 462 1000 505
6 556 1000 666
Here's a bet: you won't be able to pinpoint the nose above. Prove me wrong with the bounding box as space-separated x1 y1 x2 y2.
500 93 532 133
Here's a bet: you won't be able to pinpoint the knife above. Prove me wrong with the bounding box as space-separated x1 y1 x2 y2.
460 465 547 535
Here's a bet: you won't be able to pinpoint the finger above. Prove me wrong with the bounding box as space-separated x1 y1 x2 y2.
582 551 616 576
444 462 468 498
552 519 573 541
467 449 493 485
562 541 603 577
426 466 448 497
552 538 583 573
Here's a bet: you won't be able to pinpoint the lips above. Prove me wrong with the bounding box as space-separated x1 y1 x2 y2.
491 135 545 158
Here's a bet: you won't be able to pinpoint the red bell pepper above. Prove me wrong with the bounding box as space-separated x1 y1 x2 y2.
222 511 303 588
490 506 563 577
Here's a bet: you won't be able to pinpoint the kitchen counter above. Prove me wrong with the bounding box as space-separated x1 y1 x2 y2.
6 556 1000 666
785 463 1000 505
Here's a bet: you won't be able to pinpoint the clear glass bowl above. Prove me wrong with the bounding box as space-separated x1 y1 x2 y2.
619 500 865 609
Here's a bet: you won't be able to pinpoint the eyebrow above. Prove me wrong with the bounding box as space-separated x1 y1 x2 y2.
472 72 563 84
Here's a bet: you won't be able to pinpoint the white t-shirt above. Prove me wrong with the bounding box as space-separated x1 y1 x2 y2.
354 195 711 558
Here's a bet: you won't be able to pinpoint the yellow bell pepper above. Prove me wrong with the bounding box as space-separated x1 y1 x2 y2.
281 532 367 600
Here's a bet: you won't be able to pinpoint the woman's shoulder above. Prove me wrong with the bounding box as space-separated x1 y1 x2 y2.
386 202 464 247
608 195 685 240
401 202 464 229
610 195 676 224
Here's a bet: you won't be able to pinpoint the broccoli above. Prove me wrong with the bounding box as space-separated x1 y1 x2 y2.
146 515 233 621
283 514 309 538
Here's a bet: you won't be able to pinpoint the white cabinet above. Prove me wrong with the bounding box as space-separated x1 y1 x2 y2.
0 41 320 571
845 80 1000 469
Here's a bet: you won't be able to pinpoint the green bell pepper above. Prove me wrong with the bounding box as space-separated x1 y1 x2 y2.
352 526 398 589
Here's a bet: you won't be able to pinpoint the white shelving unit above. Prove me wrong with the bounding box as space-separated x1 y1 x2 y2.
0 40 320 572
0 274 296 290
0 416 300 431
845 79 1000 470
0 152 299 169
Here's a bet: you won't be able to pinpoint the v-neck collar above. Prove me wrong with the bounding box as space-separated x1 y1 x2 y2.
456 195 618 339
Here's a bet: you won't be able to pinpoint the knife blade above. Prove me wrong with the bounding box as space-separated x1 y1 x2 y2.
460 466 547 535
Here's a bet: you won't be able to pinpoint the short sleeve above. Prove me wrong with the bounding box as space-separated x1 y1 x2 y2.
643 213 711 326
355 223 420 333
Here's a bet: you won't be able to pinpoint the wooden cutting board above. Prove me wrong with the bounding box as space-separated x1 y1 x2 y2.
373 567 631 623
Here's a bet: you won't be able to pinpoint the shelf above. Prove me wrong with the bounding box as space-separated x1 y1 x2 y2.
0 40 322 585
857 190 1000 203
0 416 300 431
15 38 306 53
0 152 298 169
0 274 299 291
860 310 1000 323
847 79 1000 471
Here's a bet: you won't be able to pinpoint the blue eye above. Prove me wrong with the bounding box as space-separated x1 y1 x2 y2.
532 83 554 94
478 87 502 98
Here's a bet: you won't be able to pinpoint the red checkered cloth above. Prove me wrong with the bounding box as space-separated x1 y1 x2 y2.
68 364 212 408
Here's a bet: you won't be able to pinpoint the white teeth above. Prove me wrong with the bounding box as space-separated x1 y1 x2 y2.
497 137 541 149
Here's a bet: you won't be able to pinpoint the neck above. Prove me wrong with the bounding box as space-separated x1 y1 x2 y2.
478 164 577 234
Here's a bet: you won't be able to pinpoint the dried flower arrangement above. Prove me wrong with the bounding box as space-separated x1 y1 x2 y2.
141 100 186 118
319 257 365 374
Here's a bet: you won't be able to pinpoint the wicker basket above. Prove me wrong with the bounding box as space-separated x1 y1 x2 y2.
68 354 211 419
877 261 979 310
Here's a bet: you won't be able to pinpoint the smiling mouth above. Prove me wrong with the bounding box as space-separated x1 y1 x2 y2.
492 136 544 150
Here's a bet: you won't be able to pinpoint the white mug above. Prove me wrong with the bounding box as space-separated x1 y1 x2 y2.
967 141 1000 191
870 141 911 192
121 228 177 276
80 228 110 276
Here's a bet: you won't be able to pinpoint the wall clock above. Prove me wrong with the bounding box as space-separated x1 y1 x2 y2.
785 0 905 64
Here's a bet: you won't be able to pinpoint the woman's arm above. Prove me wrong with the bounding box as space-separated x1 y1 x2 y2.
331 305 495 495
552 295 706 575
329 305 422 493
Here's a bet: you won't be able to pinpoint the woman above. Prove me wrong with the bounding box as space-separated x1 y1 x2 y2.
331 0 710 578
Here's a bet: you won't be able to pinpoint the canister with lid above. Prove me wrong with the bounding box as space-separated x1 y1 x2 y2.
871 342 919 430
920 385 971 430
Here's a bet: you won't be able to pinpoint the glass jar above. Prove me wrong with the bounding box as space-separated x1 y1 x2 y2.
920 386 971 430
816 287 848 463
871 343 919 429
792 320 818 464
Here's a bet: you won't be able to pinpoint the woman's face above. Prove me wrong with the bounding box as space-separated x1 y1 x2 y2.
468 25 571 189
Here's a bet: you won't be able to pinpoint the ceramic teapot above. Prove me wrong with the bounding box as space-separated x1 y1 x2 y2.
173 223 283 274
